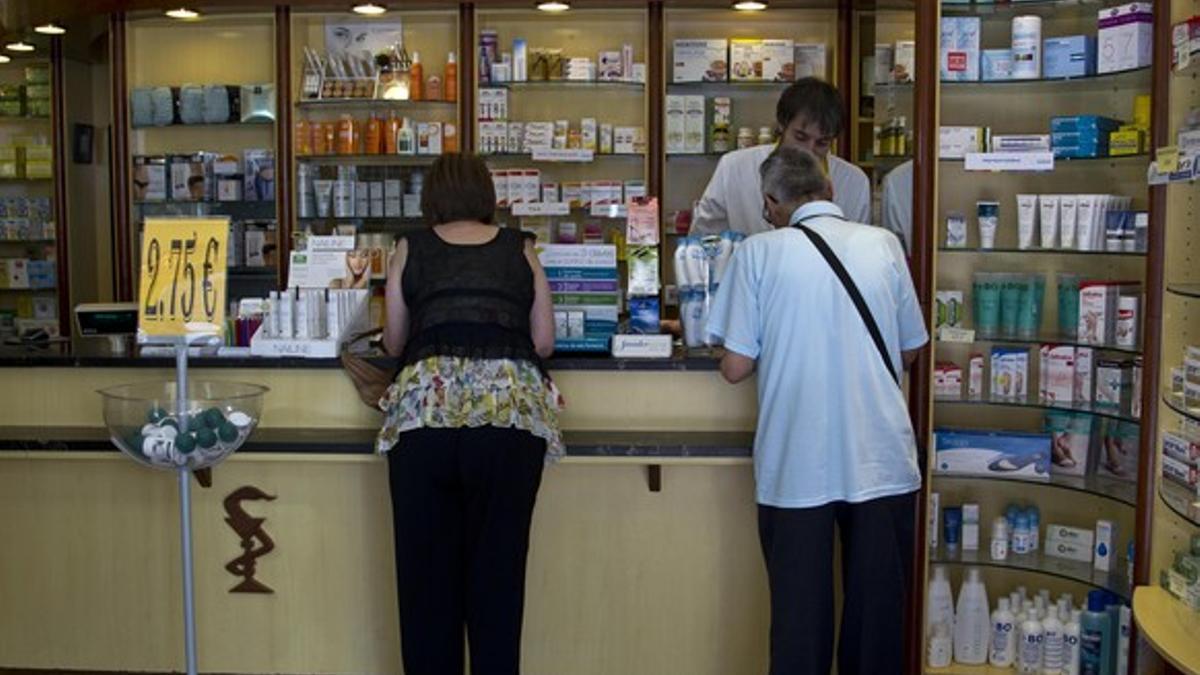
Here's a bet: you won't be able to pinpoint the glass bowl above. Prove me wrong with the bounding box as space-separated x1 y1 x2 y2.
98 380 268 470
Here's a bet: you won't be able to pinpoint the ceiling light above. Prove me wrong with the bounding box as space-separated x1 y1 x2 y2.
164 8 200 20
352 3 387 14
34 23 66 36
5 41 34 52
537 1 570 12
733 1 768 10
0 55 10 64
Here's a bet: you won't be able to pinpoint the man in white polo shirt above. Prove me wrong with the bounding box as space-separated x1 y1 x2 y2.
708 146 928 675
689 78 871 236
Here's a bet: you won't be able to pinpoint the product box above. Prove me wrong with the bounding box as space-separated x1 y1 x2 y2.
1075 347 1095 403
934 428 1051 481
244 149 273 202
682 96 706 154
1044 36 1097 79
1047 524 1096 548
939 126 986 158
940 17 981 82
1050 115 1122 134
1098 3 1154 74
1164 431 1200 464
991 346 1030 401
729 39 762 81
793 43 826 80
992 134 1051 152
1109 129 1145 156
761 39 795 82
1095 359 1132 409
894 40 916 83
968 354 985 399
1094 519 1117 572
1045 537 1094 563
581 118 598 152
1163 454 1199 489
244 228 267 267
133 155 168 202
1042 345 1076 404
598 50 623 81
1098 418 1140 481
981 49 1013 81
1046 411 1094 477
962 503 980 551
170 154 208 201
934 362 964 400
673 39 728 82
1079 282 1118 345
874 43 895 84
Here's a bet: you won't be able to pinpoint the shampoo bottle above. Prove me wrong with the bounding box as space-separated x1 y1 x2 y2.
954 568 990 665
1041 601 1065 674
927 565 955 635
989 597 1017 667
1017 609 1044 674
1064 608 1082 675
1080 590 1113 675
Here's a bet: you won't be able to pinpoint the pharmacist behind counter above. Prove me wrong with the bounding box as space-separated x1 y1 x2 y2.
689 78 872 237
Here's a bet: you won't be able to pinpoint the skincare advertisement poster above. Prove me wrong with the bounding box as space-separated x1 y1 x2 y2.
324 19 404 60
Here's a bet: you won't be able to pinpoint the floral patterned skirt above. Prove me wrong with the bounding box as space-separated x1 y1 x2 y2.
376 356 565 462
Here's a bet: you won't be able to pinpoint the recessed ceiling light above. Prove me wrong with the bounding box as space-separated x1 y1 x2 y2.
537 1 570 12
0 55 11 64
34 23 66 36
352 3 387 14
5 41 34 52
733 1 768 10
165 8 200 20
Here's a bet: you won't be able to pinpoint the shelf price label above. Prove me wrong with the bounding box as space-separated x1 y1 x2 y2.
138 217 229 338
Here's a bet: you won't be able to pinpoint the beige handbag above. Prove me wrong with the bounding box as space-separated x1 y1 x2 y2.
340 329 400 409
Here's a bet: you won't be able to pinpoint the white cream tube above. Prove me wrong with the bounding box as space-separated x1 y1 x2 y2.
1038 195 1060 249
1075 195 1099 251
1017 194 1039 249
1059 196 1078 250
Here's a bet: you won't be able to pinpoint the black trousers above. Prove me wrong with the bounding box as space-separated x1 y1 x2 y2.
387 426 546 675
758 490 918 675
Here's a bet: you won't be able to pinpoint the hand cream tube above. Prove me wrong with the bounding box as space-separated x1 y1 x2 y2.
977 201 1000 249
1059 196 1078 250
1017 194 1038 249
1038 195 1060 249
1075 195 1099 251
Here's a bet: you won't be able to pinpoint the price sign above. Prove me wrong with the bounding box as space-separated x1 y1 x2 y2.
138 217 229 338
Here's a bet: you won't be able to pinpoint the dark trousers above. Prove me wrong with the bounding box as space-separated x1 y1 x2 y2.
758 490 917 675
387 426 546 675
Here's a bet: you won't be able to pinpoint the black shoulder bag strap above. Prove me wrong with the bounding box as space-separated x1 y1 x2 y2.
793 219 900 386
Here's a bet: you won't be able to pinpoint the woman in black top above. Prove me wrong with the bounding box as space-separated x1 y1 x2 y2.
377 153 562 675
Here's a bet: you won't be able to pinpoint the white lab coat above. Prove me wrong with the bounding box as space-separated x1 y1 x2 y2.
880 159 914 255
689 144 872 236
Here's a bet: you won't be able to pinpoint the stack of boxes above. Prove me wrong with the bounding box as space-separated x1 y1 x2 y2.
1051 115 1120 159
0 138 52 180
23 66 50 118
539 244 620 352
673 38 826 83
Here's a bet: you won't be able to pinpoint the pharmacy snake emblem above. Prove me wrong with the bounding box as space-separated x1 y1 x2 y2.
223 486 277 594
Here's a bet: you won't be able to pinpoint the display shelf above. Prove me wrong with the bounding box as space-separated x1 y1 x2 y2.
295 154 439 166
0 287 56 292
935 397 1141 425
667 80 793 89
0 177 51 183
936 333 1142 356
295 98 456 110
0 239 54 244
1163 392 1200 424
1160 479 1200 528
935 472 1137 508
227 267 276 278
942 153 1150 165
491 80 644 90
930 546 1130 600
1167 283 1200 299
131 121 273 130
876 67 1150 93
483 152 645 160
1133 586 1200 675
940 0 1131 19
937 247 1146 257
925 664 1010 675
297 216 422 223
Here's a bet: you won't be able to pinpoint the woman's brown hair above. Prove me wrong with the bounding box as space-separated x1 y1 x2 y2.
419 153 496 226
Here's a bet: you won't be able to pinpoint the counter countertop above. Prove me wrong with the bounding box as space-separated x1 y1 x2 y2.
0 426 754 458
0 341 721 372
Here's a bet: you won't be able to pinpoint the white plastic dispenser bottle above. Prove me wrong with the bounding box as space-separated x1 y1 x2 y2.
954 568 990 665
991 517 1010 560
1063 608 1083 675
1018 606 1044 673
928 622 953 668
990 597 1017 667
927 565 955 636
1042 601 1065 674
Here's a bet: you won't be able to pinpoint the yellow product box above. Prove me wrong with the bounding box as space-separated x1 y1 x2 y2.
0 162 19 179
1133 94 1151 130
1109 129 1144 156
23 161 51 179
0 146 17 162
23 146 51 163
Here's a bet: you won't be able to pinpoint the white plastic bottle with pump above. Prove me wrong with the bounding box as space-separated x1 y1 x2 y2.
1063 608 1083 675
927 565 955 636
1017 607 1044 673
1042 601 1065 674
989 597 1017 667
954 568 990 665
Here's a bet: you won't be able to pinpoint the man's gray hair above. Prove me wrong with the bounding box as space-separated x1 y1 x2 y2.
759 146 828 204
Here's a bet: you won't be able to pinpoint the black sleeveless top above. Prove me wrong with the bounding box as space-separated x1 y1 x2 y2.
401 227 540 368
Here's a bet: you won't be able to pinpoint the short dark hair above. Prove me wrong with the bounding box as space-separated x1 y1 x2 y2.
420 153 496 226
775 77 844 138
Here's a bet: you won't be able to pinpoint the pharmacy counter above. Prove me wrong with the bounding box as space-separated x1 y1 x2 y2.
0 353 767 675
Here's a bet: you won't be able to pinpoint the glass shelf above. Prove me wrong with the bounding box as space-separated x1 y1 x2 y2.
938 247 1145 257
490 80 644 90
934 472 1137 507
877 67 1150 93
132 121 273 130
1159 479 1200 528
297 216 422 223
1163 392 1200 424
936 333 1142 356
930 546 1130 600
666 152 729 160
483 152 645 160
943 153 1150 164
295 98 455 110
1167 284 1200 299
296 154 439 166
935 397 1141 424
941 0 1129 20
668 80 791 89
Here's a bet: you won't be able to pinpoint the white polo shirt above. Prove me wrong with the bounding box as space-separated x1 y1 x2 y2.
690 145 872 236
881 159 914 254
707 200 928 508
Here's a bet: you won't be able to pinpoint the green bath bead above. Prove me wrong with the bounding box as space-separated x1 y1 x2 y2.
204 407 225 429
159 418 179 431
176 432 197 454
217 422 239 444
125 432 145 454
187 416 207 433
146 407 168 424
195 428 217 449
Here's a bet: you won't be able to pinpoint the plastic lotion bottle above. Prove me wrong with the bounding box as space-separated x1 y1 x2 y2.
409 52 424 101
1063 608 1083 675
928 622 953 668
1080 590 1113 675
989 597 1017 667
1017 607 1043 673
954 568 990 665
1041 601 1065 674
1013 514 1033 554
927 565 955 636
444 52 457 102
